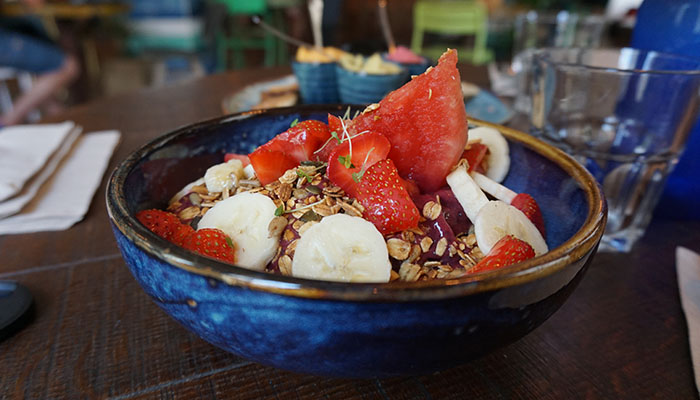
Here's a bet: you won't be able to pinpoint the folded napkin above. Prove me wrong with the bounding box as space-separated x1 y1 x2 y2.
0 131 121 235
0 126 82 219
0 122 76 202
676 246 700 394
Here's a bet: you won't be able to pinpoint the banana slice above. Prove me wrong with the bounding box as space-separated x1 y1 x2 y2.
204 159 245 193
468 126 510 183
169 177 204 206
446 166 489 222
292 214 391 283
471 172 516 203
242 163 256 180
198 191 280 271
474 200 548 256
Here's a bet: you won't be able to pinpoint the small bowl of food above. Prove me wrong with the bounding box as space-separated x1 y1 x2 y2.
336 52 408 104
291 46 346 104
107 50 605 377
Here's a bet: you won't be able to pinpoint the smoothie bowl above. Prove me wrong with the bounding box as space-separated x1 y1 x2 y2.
106 51 605 377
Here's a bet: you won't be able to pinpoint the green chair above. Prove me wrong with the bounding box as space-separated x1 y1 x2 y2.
411 0 494 65
214 0 278 70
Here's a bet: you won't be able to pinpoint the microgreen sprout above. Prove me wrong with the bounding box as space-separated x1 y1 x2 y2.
296 169 313 183
351 147 375 183
274 204 284 216
290 118 299 127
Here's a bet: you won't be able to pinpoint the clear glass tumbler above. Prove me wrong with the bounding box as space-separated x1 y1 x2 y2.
511 11 605 113
530 48 700 252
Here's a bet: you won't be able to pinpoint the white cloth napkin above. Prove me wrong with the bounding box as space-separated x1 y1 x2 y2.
0 130 121 235
0 121 76 202
676 246 700 394
0 126 82 219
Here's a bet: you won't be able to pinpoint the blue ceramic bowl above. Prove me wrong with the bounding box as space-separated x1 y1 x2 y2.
336 65 409 104
291 62 339 104
106 105 606 378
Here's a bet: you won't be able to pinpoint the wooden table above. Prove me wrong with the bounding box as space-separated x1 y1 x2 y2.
1 66 698 399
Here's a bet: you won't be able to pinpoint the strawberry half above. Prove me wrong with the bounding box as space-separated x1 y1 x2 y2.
327 131 391 198
356 159 420 235
183 228 236 264
136 209 183 243
469 235 535 274
249 119 330 185
248 148 298 185
511 193 546 238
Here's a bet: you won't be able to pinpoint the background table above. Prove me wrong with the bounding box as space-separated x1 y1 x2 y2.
1 66 698 399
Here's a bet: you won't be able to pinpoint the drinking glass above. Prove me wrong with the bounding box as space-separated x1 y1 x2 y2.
530 47 700 251
511 11 605 113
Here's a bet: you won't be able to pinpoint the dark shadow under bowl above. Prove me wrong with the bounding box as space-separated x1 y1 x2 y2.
106 105 606 378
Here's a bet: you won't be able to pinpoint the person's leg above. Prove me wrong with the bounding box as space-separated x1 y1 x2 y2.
0 55 79 125
0 29 79 125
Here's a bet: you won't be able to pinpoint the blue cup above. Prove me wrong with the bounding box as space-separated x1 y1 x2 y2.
291 62 339 104
335 65 408 105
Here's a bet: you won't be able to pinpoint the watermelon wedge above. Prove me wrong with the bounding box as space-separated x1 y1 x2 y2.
348 49 468 193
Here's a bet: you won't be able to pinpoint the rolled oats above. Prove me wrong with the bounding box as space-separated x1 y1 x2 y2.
420 237 433 253
278 255 292 276
387 238 411 260
297 221 317 236
178 206 200 220
340 201 363 217
435 237 448 257
399 262 421 282
268 216 287 238
276 183 292 202
422 201 442 220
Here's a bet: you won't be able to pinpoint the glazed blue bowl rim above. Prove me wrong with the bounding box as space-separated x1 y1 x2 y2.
106 105 606 302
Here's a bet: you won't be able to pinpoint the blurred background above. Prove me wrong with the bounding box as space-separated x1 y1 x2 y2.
0 0 641 124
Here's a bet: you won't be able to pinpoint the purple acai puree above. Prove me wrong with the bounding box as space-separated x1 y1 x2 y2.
385 190 477 269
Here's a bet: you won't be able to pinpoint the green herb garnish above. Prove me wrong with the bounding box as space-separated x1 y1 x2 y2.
274 204 284 216
351 171 364 183
338 155 355 169
290 118 299 127
296 169 313 183
330 130 340 143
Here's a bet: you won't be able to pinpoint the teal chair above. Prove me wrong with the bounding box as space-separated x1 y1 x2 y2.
411 0 494 65
214 0 278 70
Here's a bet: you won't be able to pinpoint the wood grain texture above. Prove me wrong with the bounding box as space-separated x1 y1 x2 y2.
0 67 698 399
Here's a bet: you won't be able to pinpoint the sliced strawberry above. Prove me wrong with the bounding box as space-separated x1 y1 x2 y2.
328 113 343 134
326 132 391 198
356 159 420 235
511 193 546 238
172 224 195 246
469 235 535 274
248 148 298 185
348 49 468 192
224 153 250 167
135 209 183 243
249 120 330 184
274 119 330 161
462 143 488 174
183 228 236 264
312 114 345 162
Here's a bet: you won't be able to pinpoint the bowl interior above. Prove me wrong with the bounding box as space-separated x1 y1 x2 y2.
109 105 603 299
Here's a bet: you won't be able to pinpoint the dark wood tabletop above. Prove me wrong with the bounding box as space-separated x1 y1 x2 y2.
1 65 699 399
